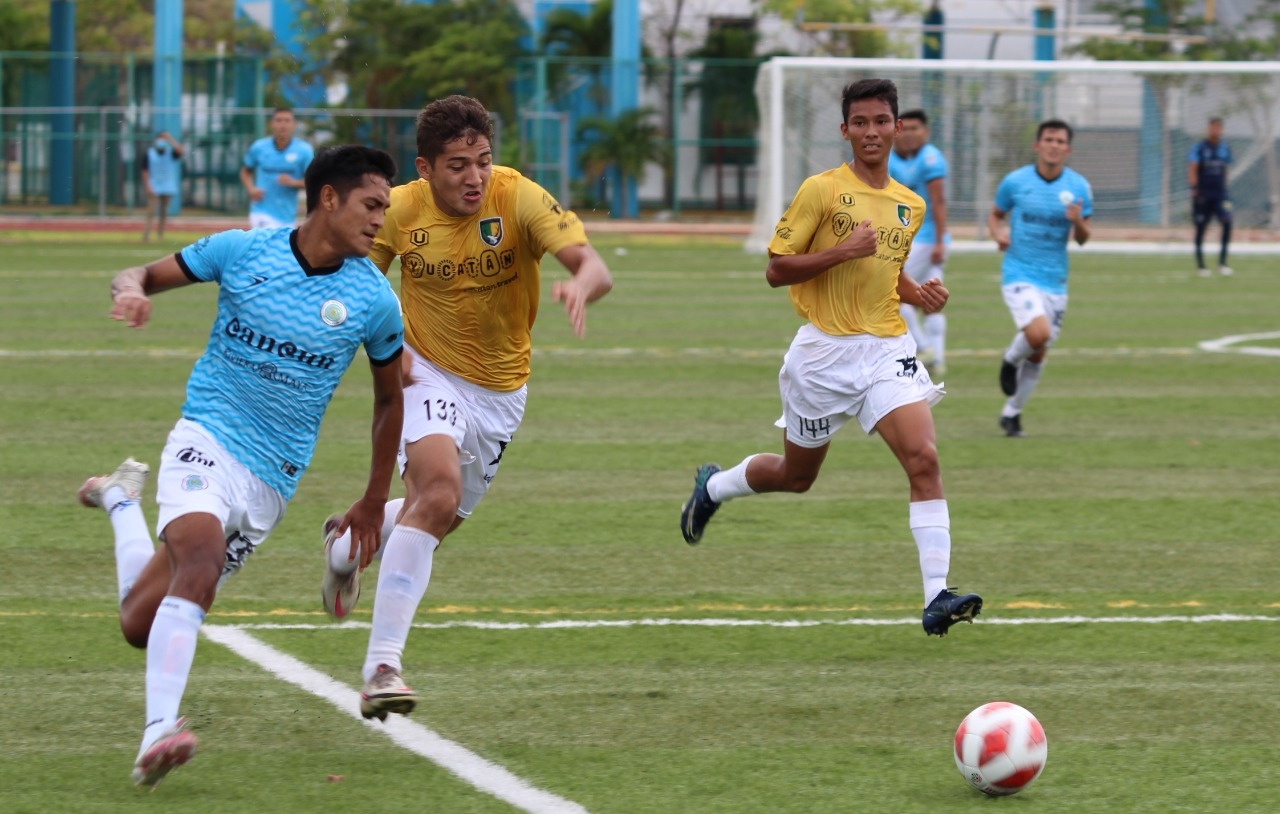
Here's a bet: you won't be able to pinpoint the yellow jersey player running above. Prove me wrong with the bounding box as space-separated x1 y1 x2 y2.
680 78 982 637
319 95 614 719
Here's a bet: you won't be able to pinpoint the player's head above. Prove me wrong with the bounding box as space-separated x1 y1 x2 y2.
270 107 296 141
1207 116 1224 142
414 95 494 218
1033 119 1074 169
897 109 929 153
839 79 900 165
304 145 396 255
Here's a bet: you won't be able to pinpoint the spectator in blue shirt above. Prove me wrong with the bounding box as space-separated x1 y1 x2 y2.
142 131 184 242
1187 117 1233 277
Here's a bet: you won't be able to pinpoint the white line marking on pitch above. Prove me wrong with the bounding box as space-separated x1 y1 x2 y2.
1198 331 1280 358
213 613 1279 632
200 625 589 814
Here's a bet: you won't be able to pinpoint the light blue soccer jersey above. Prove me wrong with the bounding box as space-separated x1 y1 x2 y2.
994 165 1094 295
176 228 403 499
888 143 949 245
145 142 181 196
243 137 315 224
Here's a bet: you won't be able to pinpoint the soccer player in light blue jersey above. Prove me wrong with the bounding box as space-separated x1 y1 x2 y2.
987 119 1093 438
889 109 950 376
77 145 405 788
239 107 315 228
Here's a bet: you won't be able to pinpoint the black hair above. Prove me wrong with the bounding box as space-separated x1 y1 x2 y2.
899 109 928 125
304 145 397 213
1036 118 1074 143
841 78 899 122
415 95 495 163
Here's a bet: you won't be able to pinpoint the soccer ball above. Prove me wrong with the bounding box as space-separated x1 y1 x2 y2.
953 701 1048 796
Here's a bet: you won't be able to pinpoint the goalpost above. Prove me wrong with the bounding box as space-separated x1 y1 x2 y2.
747 58 1280 252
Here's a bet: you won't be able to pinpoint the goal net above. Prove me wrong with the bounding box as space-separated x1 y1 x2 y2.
747 57 1280 252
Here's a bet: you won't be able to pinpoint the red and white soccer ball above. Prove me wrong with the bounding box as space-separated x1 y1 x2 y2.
953 701 1048 796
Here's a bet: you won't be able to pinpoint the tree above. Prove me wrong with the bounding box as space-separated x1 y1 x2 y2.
576 106 667 216
758 0 921 58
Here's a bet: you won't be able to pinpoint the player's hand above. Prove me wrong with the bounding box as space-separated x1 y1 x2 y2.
918 278 949 313
339 495 386 571
930 244 945 265
839 220 878 260
275 173 295 188
993 229 1011 252
110 292 153 328
1065 202 1084 224
552 278 589 339
248 186 265 202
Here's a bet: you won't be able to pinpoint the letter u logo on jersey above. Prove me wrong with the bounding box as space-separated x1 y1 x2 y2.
479 217 504 247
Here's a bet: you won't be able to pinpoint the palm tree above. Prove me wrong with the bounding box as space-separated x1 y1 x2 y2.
576 107 668 216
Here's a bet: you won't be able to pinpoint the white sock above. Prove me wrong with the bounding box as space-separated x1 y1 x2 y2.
140 596 204 755
1003 331 1034 365
1008 360 1044 413
900 305 925 351
328 498 407 572
106 490 155 604
910 499 951 605
925 313 946 367
363 525 438 682
706 455 758 503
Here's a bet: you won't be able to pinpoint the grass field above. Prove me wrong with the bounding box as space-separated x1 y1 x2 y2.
1 229 1278 813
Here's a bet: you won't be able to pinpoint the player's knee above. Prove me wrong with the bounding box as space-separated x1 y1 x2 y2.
784 473 818 493
120 615 151 649
902 445 940 483
402 488 462 529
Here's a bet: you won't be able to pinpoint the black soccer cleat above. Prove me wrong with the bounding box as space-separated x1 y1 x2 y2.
680 463 722 545
922 588 984 637
999 359 1019 396
999 414 1023 438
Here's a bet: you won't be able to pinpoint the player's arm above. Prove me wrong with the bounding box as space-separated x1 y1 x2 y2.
239 165 263 201
551 243 614 339
925 176 947 264
987 206 1011 252
897 269 949 314
166 133 185 158
766 220 877 288
1186 158 1199 195
1067 208 1091 246
109 255 197 329
338 354 404 570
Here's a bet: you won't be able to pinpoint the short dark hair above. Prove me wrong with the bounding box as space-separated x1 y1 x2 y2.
415 95 494 163
899 109 928 125
271 106 294 118
841 78 899 122
1209 116 1223 125
1037 118 1074 143
304 145 397 213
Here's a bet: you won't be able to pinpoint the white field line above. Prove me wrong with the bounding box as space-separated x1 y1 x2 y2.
1198 330 1280 358
212 613 1280 632
200 625 589 814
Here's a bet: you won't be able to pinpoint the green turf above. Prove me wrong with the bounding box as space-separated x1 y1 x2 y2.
1 231 1278 812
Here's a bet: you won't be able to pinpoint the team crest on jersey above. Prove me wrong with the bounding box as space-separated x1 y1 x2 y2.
479 217 504 247
897 204 912 227
1058 190 1076 205
182 475 208 492
320 300 348 326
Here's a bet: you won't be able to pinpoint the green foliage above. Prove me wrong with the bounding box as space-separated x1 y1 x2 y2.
1068 0 1209 60
576 107 668 213
759 0 921 57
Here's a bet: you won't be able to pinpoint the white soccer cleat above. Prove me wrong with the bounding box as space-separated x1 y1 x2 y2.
360 664 419 721
132 717 198 789
321 514 360 619
78 457 150 509
1218 264 1233 276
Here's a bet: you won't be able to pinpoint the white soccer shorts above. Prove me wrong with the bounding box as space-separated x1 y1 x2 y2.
773 325 945 447
1002 283 1069 343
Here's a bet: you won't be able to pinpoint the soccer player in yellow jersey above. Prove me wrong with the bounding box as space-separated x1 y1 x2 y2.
318 95 613 719
680 78 982 637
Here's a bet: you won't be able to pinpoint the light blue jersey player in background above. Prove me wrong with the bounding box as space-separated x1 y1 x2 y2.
889 109 950 376
987 119 1093 438
239 107 315 228
77 146 405 788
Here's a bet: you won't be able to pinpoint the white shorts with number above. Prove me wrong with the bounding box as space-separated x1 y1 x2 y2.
773 325 945 447
399 347 527 518
155 418 287 586
903 241 946 284
1002 283 1069 343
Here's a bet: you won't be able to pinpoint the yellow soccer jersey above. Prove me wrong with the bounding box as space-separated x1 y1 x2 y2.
767 164 925 337
371 166 589 390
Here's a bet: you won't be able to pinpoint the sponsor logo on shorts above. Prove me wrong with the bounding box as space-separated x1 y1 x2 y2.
321 300 348 326
177 446 216 467
182 474 209 491
896 356 919 378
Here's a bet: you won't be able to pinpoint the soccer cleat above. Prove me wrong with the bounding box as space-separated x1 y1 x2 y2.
79 457 150 509
132 717 198 789
999 360 1018 397
680 463 722 545
1196 267 1212 278
320 514 360 619
999 414 1024 438
922 588 983 637
1218 264 1233 277
360 664 419 721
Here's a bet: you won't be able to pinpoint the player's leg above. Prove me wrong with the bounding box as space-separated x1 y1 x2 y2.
1217 201 1233 275
156 194 171 240
922 258 948 375
874 400 981 636
321 496 405 619
143 193 157 242
1192 198 1211 275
